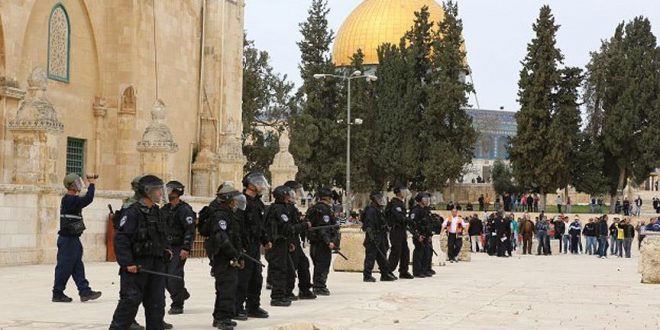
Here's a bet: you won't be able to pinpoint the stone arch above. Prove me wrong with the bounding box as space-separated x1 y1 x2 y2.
47 3 71 82
120 86 137 114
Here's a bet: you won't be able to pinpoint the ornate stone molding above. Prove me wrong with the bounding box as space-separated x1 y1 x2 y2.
92 96 108 118
0 76 25 100
136 99 178 153
7 68 63 133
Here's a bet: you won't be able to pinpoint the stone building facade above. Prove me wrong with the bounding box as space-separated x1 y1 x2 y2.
0 0 246 265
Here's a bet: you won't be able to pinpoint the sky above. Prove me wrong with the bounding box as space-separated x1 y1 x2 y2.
244 0 660 112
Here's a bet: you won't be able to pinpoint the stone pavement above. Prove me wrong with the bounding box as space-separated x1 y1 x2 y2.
1 250 659 330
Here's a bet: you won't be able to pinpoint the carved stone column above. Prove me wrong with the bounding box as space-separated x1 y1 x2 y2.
216 118 246 185
117 86 140 189
7 68 64 185
136 99 178 181
192 113 218 197
0 77 26 183
269 129 298 189
92 97 107 176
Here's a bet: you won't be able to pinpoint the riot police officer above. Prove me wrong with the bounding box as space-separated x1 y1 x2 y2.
283 180 316 300
235 172 270 320
307 187 339 296
265 185 311 306
362 192 397 282
110 175 172 330
53 173 102 303
209 182 246 330
410 193 433 278
386 185 414 279
162 181 196 314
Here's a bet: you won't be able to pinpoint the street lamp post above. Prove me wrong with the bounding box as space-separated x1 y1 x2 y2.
314 71 377 214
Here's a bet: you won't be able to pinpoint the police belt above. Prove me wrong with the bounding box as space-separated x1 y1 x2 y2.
60 214 86 235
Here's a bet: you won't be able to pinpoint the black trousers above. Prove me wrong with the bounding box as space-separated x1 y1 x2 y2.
388 227 410 274
426 239 434 269
363 237 390 278
166 246 189 309
287 242 312 294
447 233 463 260
487 235 498 255
497 236 511 256
266 241 289 300
570 235 579 253
236 242 263 312
310 242 331 289
212 258 238 322
412 239 430 275
110 258 166 330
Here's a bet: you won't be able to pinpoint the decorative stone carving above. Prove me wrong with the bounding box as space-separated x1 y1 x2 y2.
7 67 63 185
216 118 246 184
93 96 108 118
269 129 298 188
639 233 660 284
136 99 178 153
47 5 70 81
120 86 136 114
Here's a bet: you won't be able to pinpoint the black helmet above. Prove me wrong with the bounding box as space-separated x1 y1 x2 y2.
216 182 247 211
414 193 425 203
166 180 185 196
370 191 386 207
316 187 333 199
137 175 165 203
284 180 302 190
273 185 292 202
242 172 270 190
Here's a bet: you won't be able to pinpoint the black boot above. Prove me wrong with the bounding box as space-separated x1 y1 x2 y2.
363 275 377 282
270 299 292 307
399 272 414 279
313 287 331 296
128 320 145 330
80 290 102 302
298 290 317 300
247 307 269 318
52 293 73 303
380 273 397 281
232 309 248 321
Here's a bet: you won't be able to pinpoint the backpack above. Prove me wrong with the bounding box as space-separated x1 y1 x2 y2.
197 205 214 237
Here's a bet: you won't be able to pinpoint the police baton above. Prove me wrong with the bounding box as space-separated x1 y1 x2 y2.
240 252 266 268
332 249 349 260
124 265 183 281
307 224 341 231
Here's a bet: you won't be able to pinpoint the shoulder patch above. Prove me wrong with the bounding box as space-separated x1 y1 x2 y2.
395 207 402 212
218 219 227 231
281 214 289 222
119 215 128 228
323 215 330 223
185 216 194 225
410 213 416 220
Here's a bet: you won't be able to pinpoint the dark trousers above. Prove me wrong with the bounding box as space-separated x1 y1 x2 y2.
388 227 410 274
166 246 189 309
212 258 238 322
522 234 533 254
447 233 462 260
110 259 166 330
363 237 390 278
236 242 263 312
310 242 331 289
266 241 289 300
487 234 498 255
287 242 312 294
497 236 511 256
412 239 430 275
570 235 579 254
53 235 91 296
598 236 609 257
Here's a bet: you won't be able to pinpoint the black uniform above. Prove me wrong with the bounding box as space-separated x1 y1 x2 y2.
307 202 339 292
208 201 242 326
386 197 410 275
409 205 432 277
235 193 266 315
362 205 391 279
161 200 196 310
286 203 312 297
110 202 170 330
265 202 308 302
485 218 497 255
496 216 512 257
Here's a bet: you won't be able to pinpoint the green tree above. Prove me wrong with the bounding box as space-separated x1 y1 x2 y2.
422 1 477 190
598 17 660 211
571 132 609 196
508 5 563 210
241 37 293 176
289 0 346 189
492 159 515 196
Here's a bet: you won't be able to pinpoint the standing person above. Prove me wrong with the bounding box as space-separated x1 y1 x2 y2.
610 219 620 256
521 194 527 213
53 173 102 303
386 185 414 279
478 194 485 212
362 192 397 282
307 188 340 295
264 186 311 306
635 196 642 217
527 194 534 212
597 216 610 259
568 218 581 254
161 181 196 315
590 196 596 213
636 220 646 250
496 213 512 257
442 209 469 262
520 215 534 255
616 220 625 257
536 215 550 256
510 215 519 251
582 218 598 255
622 218 635 258
485 216 497 256
556 195 563 214
410 193 433 277
468 214 484 252
207 182 245 330
597 196 604 213
109 175 172 330
555 216 567 254
235 173 270 320
283 181 316 300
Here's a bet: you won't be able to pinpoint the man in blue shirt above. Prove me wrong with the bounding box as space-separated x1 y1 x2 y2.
52 173 102 303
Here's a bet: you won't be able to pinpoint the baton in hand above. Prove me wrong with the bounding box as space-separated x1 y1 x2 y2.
307 224 341 231
241 252 266 268
332 249 349 260
125 265 183 280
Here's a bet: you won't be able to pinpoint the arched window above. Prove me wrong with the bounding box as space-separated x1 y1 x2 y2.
47 3 70 82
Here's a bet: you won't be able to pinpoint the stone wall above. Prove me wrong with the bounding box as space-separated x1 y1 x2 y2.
0 184 212 266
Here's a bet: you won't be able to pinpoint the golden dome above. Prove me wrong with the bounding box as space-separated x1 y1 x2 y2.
333 0 446 67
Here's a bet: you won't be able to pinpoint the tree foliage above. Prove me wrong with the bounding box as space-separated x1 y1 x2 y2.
492 159 516 196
